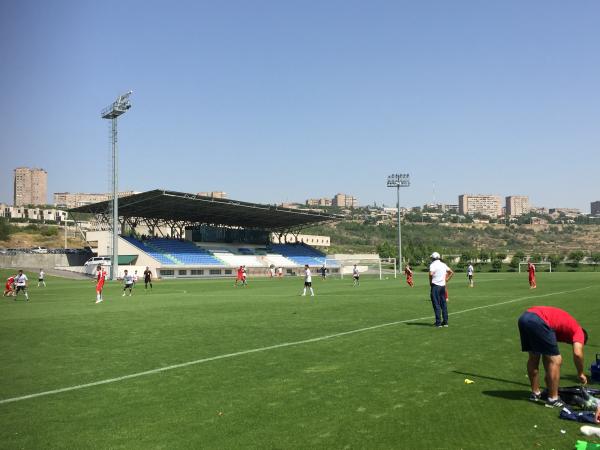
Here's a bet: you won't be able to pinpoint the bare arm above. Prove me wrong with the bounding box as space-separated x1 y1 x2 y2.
573 342 587 384
446 268 454 282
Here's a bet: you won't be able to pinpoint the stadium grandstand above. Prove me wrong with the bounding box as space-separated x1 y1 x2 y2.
70 189 342 278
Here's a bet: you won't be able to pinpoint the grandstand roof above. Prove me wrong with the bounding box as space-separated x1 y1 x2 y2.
69 189 342 230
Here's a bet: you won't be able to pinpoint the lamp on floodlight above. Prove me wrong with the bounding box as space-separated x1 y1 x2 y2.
386 173 410 274
101 91 133 280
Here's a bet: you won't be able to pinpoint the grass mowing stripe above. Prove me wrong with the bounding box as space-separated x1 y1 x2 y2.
0 285 593 406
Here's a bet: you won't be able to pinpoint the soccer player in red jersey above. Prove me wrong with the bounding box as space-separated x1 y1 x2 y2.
235 266 244 286
3 275 16 297
404 264 414 287
527 261 536 289
95 264 107 303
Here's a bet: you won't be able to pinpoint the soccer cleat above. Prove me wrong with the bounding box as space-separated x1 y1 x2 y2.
529 392 542 402
443 324 449 328
580 425 600 438
95 299 103 304
545 398 565 408
122 293 126 297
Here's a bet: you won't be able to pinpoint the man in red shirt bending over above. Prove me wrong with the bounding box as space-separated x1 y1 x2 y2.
518 306 590 409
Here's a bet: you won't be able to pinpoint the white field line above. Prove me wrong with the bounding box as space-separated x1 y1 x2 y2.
0 285 593 406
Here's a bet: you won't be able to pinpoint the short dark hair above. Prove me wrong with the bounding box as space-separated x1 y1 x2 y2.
583 328 588 345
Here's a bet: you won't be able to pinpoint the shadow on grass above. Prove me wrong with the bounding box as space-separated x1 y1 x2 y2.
453 370 530 387
481 390 528 402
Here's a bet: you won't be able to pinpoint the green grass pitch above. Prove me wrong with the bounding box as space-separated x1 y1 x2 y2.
1 269 599 449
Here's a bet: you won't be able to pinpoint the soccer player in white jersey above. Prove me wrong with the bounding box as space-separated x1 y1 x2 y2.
38 268 46 287
467 263 474 288
352 264 360 287
14 270 29 301
122 270 134 296
301 264 314 297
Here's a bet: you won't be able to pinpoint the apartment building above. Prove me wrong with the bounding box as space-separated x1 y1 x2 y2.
458 194 502 218
505 196 530 217
14 167 47 206
53 191 137 209
332 193 359 208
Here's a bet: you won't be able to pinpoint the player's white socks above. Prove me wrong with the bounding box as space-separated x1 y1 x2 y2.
302 288 306 296
310 287 314 296
580 425 600 438
25 292 29 300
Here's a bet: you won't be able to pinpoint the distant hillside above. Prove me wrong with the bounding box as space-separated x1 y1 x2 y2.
303 222 600 259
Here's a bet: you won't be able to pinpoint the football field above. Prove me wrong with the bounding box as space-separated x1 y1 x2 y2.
1 269 599 449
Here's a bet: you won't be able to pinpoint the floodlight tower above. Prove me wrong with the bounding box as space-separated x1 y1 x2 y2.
387 173 410 273
101 91 132 280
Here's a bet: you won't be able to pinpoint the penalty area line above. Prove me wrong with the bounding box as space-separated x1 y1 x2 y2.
0 285 593 406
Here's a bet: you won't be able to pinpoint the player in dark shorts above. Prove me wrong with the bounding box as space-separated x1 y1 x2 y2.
518 306 588 408
143 266 153 290
320 265 327 280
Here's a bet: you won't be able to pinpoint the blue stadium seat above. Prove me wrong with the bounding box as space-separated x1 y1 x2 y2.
122 236 224 266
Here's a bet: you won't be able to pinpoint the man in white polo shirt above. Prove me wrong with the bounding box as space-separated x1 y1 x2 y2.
429 252 454 328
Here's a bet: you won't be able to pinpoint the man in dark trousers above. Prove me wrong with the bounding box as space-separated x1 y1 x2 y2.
518 306 588 408
428 252 453 328
143 266 153 290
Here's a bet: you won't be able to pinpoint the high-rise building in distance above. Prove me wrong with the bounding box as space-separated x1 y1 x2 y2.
592 201 600 216
506 196 530 217
458 194 502 218
14 167 47 206
332 193 358 208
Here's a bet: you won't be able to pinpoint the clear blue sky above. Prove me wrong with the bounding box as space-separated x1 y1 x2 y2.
1 0 599 211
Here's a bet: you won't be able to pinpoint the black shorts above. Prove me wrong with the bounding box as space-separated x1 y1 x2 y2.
124 283 133 289
468 275 473 280
518 311 559 355
38 278 44 282
16 285 27 292
353 275 359 279
304 281 312 287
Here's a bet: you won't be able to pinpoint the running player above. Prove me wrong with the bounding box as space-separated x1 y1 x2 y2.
122 269 134 296
14 270 29 301
143 266 153 290
241 266 248 286
320 265 328 280
3 274 16 297
528 261 537 289
235 266 244 286
95 264 107 303
38 268 46 287
352 264 360 287
301 264 314 297
404 264 414 287
467 263 474 288
133 270 139 289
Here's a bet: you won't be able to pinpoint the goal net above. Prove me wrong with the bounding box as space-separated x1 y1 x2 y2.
336 258 396 280
519 262 552 273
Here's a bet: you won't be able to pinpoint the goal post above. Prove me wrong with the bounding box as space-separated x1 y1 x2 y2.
336 258 397 280
519 262 552 273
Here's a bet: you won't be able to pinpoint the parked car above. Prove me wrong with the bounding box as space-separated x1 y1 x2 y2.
31 246 48 254
84 256 112 266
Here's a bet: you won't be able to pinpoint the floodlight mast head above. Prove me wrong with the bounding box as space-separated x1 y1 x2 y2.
101 91 133 119
387 173 410 188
